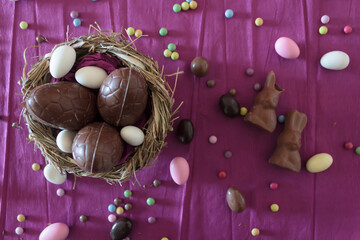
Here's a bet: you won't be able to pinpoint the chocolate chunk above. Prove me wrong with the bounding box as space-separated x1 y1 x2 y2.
98 68 148 127
219 94 240 118
110 218 132 240
226 187 246 213
269 110 307 172
244 71 284 132
176 119 194 144
26 82 97 130
190 56 209 77
72 122 124 173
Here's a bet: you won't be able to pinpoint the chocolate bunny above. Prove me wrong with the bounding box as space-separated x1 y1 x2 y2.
245 71 284 133
269 110 307 172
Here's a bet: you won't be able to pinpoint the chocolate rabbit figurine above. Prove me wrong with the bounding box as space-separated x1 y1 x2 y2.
269 110 307 172
245 71 284 133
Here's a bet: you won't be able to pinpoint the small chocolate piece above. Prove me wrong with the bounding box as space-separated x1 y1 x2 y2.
36 35 46 43
245 68 254 76
190 56 209 77
110 217 132 240
114 198 123 206
153 179 161 187
26 82 97 130
219 94 240 118
72 122 124 173
98 68 148 127
124 203 132 211
269 110 307 172
206 80 215 88
79 215 88 223
176 119 194 144
229 88 237 96
226 187 246 213
245 71 284 132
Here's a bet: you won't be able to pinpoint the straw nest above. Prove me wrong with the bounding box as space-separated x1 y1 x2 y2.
20 25 181 184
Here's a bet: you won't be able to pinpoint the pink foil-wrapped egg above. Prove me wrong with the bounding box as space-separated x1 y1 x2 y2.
170 157 190 185
39 223 69 240
274 37 300 59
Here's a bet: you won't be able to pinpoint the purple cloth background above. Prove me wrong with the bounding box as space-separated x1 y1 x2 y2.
1 0 360 239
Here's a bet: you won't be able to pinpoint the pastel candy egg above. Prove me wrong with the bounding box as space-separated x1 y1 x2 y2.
39 223 69 240
170 157 190 185
274 37 300 59
120 126 145 146
306 153 333 173
43 164 67 185
75 66 108 89
56 130 77 153
320 51 350 70
49 45 76 78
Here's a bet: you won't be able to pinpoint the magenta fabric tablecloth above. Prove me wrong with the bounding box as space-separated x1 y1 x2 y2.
1 0 360 239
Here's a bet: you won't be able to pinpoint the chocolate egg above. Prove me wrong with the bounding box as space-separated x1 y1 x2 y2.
110 217 132 240
98 68 148 127
219 94 240 118
72 122 124 173
190 56 209 77
176 119 194 144
26 82 97 130
226 187 246 212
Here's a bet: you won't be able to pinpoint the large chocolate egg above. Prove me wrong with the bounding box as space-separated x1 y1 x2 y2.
226 187 246 213
110 218 132 240
72 122 124 173
97 68 148 127
190 56 209 77
26 82 97 130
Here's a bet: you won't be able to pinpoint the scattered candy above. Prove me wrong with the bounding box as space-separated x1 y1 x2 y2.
19 21 28 30
224 150 232 158
219 94 240 117
43 164 67 185
181 2 190 11
320 51 350 70
73 18 81 27
108 214 117 223
126 27 135 36
124 203 133 211
225 9 234 19
218 170 227 179
79 215 88 223
164 49 172 58
229 88 237 96
253 83 262 91
275 37 300 59
356 147 360 155
70 11 78 18
36 35 46 43
114 198 123 206
321 15 330 24
148 216 156 224
171 52 179 60
159 27 168 36
270 203 279 212
270 182 278 190
56 188 65 197
306 153 333 173
344 25 352 34
39 223 69 240
240 107 248 116
134 29 143 37
108 204 116 212
344 141 353 150
209 135 217 144
255 17 263 27
186 0 192 2
17 214 25 222
161 238 169 240
189 1 198 10
170 157 190 185
245 68 254 76
110 218 132 240
116 207 124 215
15 227 23 235
319 26 328 35
32 163 40 171
191 56 209 77
168 43 176 51
173 4 181 13
147 197 155 206
206 80 215 88
153 179 161 187
278 115 285 123
124 190 132 198
251 228 260 236
226 187 246 212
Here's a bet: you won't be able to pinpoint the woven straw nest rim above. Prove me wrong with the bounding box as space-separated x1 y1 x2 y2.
20 24 182 185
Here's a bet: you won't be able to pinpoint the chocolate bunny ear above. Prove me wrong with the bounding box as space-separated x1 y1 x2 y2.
285 110 308 132
264 71 284 92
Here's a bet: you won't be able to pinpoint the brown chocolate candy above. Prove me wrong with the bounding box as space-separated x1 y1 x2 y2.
226 187 246 213
190 56 209 77
72 122 124 173
269 110 307 172
26 82 97 130
110 217 132 240
244 71 284 133
176 119 194 144
219 94 240 118
98 68 148 127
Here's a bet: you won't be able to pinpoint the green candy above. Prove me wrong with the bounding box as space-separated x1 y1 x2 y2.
124 190 132 198
356 147 360 155
146 197 155 206
173 4 181 13
319 26 328 35
168 43 176 51
159 28 168 36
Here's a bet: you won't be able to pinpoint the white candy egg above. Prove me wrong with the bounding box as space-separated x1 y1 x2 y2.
120 126 145 146
43 164 67 185
75 66 108 89
320 51 350 70
56 130 77 153
49 45 76 78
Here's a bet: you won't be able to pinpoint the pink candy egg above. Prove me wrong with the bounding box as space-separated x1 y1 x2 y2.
170 157 190 185
39 223 69 240
274 37 300 59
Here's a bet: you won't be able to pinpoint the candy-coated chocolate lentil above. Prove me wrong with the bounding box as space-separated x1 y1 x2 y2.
171 52 179 60
17 214 25 222
161 238 169 240
270 203 279 212
344 25 352 34
147 197 155 206
114 197 123 206
70 11 78 18
19 21 28 30
229 88 237 96
251 228 260 236
135 29 143 37
126 27 135 36
186 0 192 2
356 147 360 155
15 227 23 235
278 115 285 123
255 18 263 26
321 15 330 24
108 204 116 212
153 179 161 187
124 203 133 211
344 142 353 150
206 80 215 88
224 150 232 158
159 28 168 36
173 4 181 13
253 83 262 91
124 190 132 198
181 2 190 11
168 43 176 51
209 135 217 144
56 188 65 197
73 18 81 27
116 206 124 215
240 107 248 116
189 1 198 10
164 49 172 58
245 68 254 76
32 163 40 171
319 26 328 35
270 182 278 190
148 216 156 224
218 170 227 179
225 9 234 18
108 214 117 223
79 215 87 223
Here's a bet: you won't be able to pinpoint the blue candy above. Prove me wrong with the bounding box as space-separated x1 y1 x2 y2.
108 204 116 212
73 18 81 27
186 0 193 2
225 9 234 18
278 115 285 123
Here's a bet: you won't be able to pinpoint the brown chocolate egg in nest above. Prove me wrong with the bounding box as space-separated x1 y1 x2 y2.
19 25 178 183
